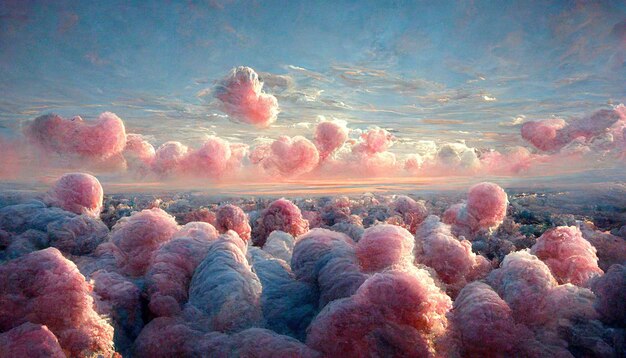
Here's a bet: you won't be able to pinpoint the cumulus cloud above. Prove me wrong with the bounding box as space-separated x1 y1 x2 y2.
346 127 397 175
145 222 218 317
521 106 624 153
152 137 246 180
187 231 263 332
435 142 480 170
415 215 491 297
444 182 508 238
214 66 279 127
0 248 114 357
24 112 126 160
110 208 180 276
531 226 603 286
306 266 451 356
216 204 251 242
252 198 309 247
314 119 349 160
44 172 103 217
251 136 320 178
356 224 414 272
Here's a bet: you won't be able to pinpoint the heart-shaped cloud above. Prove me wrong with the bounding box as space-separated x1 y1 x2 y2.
214 66 279 128
254 135 320 177
24 112 126 160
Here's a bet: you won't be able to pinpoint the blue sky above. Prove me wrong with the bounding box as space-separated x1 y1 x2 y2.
1 0 625 154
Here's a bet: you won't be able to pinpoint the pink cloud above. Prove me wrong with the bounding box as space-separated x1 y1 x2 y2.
252 136 320 177
153 141 189 176
522 107 623 152
0 136 21 179
44 172 103 217
0 248 114 357
346 128 397 176
215 66 279 127
314 120 348 160
123 133 155 174
531 226 602 286
24 112 126 160
152 137 246 180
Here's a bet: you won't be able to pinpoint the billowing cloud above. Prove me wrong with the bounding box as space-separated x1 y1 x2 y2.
314 119 348 160
24 112 126 160
251 136 320 177
214 66 279 127
521 106 624 152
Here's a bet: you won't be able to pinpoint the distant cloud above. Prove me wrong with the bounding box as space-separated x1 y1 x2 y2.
24 112 126 160
214 66 279 128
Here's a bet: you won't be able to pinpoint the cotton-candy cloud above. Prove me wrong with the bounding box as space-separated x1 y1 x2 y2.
262 231 295 263
479 146 539 175
0 199 108 257
187 231 263 332
152 137 246 179
216 204 251 242
347 127 397 175
356 224 414 272
415 215 491 296
214 66 279 127
0 322 65 357
183 136 239 178
449 282 531 357
486 251 557 325
444 182 508 238
44 172 103 217
531 226 603 286
521 106 625 152
253 198 309 247
388 195 428 233
591 264 625 326
306 266 451 356
247 247 317 340
91 269 143 354
251 135 320 177
0 248 114 357
24 112 126 160
123 133 155 174
291 228 367 307
110 208 180 276
145 222 218 317
153 141 189 176
314 120 349 160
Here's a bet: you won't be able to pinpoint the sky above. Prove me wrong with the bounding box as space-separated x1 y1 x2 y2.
0 0 625 193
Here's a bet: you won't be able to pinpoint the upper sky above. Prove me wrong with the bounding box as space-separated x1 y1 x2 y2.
0 0 625 192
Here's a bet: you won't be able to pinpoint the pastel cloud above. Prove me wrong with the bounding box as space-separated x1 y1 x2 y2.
314 119 349 160
214 66 279 128
24 112 126 160
521 106 624 152
251 136 320 177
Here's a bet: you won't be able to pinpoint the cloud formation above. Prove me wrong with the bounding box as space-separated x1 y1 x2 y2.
24 112 126 160
214 66 280 127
